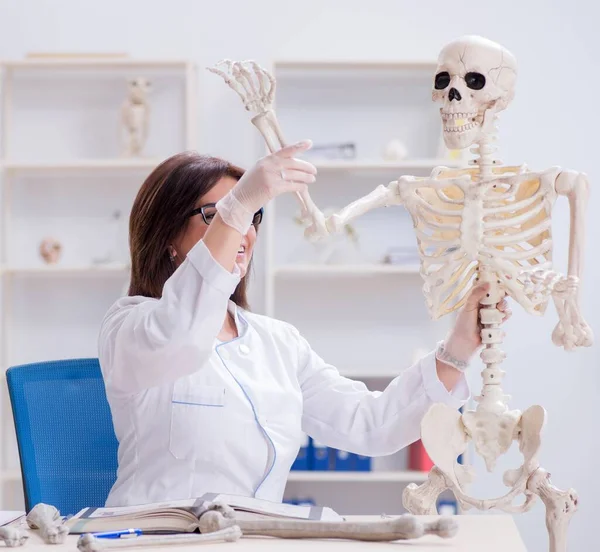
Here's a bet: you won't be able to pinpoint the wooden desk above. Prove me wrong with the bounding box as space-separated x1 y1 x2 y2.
18 515 527 551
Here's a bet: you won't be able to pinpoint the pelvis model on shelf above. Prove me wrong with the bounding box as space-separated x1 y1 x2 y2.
209 35 593 552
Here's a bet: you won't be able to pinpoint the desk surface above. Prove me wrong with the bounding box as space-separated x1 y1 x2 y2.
18 515 527 551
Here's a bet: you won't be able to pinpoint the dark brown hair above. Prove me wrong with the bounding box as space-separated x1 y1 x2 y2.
128 151 253 309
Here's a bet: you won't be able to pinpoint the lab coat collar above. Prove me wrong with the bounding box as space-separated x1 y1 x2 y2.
227 300 248 340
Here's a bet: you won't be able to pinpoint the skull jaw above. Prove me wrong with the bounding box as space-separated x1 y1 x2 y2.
440 104 501 151
442 125 482 151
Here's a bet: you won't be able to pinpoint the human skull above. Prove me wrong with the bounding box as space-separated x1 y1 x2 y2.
432 36 517 150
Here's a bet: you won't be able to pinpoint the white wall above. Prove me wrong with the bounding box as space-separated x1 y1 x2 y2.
1 1 599 550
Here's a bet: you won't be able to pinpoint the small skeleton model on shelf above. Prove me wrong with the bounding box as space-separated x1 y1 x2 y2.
322 36 591 552
210 35 592 552
121 77 151 157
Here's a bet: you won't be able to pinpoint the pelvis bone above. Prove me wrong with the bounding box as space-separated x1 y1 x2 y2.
418 402 546 510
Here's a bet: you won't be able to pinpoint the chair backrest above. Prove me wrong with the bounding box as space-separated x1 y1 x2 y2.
6 358 118 515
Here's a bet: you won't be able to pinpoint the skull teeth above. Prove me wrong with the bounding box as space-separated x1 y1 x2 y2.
441 112 478 120
444 123 477 132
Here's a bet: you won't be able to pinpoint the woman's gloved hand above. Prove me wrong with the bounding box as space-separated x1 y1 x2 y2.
216 140 317 234
437 283 512 371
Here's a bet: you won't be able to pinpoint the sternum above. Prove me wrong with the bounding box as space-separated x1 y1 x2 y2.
460 197 484 259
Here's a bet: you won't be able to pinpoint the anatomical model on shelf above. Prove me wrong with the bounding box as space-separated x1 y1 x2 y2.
39 238 62 264
121 77 151 157
209 35 592 552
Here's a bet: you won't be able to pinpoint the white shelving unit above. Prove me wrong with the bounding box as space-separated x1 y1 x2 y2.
0 56 197 509
269 60 458 513
287 471 429 483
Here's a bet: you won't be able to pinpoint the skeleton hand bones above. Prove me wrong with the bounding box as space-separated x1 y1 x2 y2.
523 270 592 350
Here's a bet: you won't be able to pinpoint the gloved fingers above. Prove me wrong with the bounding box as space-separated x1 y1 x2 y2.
278 169 316 184
280 157 317 175
274 139 313 158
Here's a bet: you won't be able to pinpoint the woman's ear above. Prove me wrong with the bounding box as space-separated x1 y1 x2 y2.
168 245 178 261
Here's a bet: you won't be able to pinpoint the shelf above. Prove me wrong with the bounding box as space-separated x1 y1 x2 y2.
2 264 130 276
287 470 428 483
2 58 191 70
274 60 438 71
1 159 162 173
311 159 458 172
274 264 420 277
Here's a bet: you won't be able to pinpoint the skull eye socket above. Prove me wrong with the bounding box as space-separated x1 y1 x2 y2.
465 72 486 90
434 72 450 90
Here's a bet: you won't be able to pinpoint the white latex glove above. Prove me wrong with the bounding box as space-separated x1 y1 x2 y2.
216 140 317 235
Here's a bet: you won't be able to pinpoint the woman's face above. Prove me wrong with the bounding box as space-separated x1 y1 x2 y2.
174 176 257 277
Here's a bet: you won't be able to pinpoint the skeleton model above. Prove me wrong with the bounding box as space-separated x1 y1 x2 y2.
121 77 151 157
210 35 592 552
326 36 590 552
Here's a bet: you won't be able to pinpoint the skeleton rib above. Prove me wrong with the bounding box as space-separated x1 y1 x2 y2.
435 189 464 205
484 219 551 245
438 265 476 314
416 212 461 231
413 195 462 218
421 249 466 269
484 200 547 229
415 229 460 246
484 194 540 215
481 240 551 261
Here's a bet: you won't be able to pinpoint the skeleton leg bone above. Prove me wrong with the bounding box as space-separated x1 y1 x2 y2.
76 527 242 552
198 502 457 542
527 468 578 552
26 503 69 544
402 466 455 515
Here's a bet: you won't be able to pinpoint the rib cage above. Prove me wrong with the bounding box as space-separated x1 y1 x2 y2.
405 165 559 319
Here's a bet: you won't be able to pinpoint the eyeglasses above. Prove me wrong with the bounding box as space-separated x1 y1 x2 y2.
189 203 264 227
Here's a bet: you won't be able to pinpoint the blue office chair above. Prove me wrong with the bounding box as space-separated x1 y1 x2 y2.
6 358 119 515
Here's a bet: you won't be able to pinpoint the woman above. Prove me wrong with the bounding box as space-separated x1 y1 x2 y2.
99 140 510 507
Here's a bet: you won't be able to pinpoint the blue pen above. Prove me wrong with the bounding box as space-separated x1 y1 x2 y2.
93 529 143 539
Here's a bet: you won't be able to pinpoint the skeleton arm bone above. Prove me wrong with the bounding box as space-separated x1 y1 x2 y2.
326 173 471 233
208 60 327 240
549 170 593 349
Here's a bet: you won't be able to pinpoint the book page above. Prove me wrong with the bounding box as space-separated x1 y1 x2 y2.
196 494 344 522
0 511 25 527
72 498 199 520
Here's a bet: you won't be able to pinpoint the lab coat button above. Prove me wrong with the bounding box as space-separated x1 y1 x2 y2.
239 344 250 355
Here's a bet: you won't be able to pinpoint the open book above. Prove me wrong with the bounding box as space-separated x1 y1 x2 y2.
66 494 344 534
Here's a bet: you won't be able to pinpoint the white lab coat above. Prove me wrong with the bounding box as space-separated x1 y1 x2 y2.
98 239 469 507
